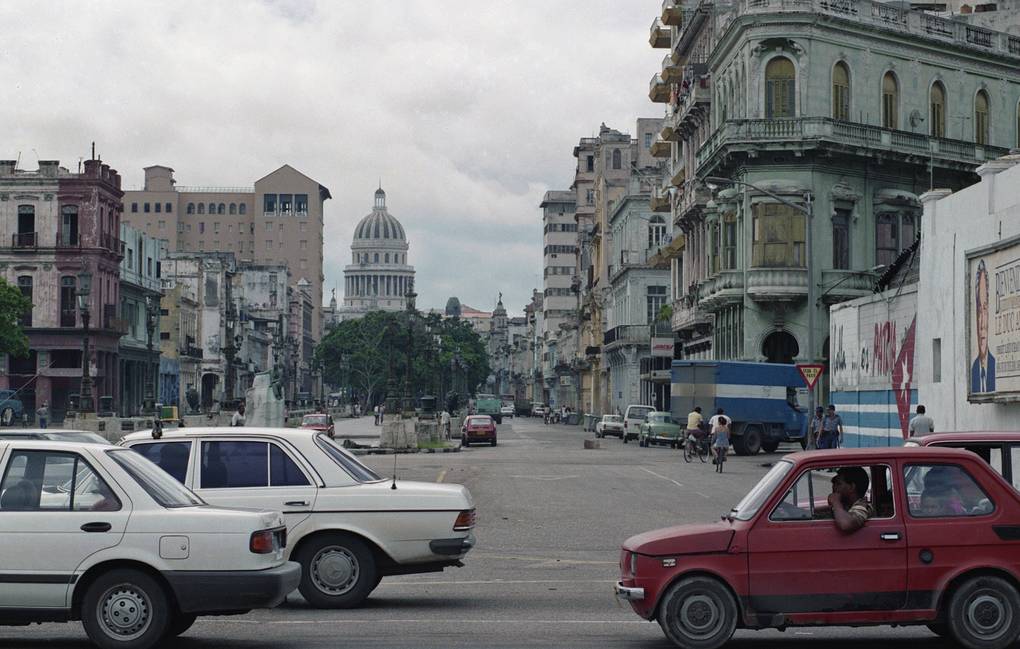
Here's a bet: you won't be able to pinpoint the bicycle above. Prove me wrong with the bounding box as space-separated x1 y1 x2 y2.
683 430 710 463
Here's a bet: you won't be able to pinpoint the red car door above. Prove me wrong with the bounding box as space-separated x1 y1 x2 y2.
747 463 908 615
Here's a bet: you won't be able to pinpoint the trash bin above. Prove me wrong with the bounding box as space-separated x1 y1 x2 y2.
565 413 580 426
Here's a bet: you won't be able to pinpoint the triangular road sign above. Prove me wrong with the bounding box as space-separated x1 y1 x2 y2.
797 364 825 390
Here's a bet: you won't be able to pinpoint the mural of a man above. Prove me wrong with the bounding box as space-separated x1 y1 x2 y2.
971 259 996 393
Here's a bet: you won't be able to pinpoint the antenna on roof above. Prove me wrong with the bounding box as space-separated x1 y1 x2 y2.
91 141 95 161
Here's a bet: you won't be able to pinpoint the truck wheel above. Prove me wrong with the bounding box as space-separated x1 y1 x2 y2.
297 533 378 609
734 426 762 456
761 440 780 454
947 575 1020 649
81 568 171 649
658 576 737 649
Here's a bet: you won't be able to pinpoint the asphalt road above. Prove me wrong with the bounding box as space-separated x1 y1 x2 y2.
0 418 960 649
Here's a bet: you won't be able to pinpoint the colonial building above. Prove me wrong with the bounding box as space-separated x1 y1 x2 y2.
117 223 162 416
0 157 124 422
338 188 415 320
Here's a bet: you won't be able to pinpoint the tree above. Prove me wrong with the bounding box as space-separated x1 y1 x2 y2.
0 278 31 358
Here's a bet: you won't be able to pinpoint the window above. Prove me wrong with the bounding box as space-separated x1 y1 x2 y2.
217 203 225 215
647 286 667 324
199 222 205 234
270 445 310 486
612 149 622 170
0 450 119 512
239 203 247 215
586 189 594 205
876 213 899 266
154 202 161 213
933 338 942 383
930 81 946 138
60 276 77 327
132 441 192 484
904 464 994 517
16 205 35 247
771 465 895 521
266 240 273 250
832 62 850 121
975 90 990 145
374 253 379 263
60 205 79 246
586 156 594 172
1012 446 1020 491
295 194 308 214
165 202 172 213
197 203 205 214
107 449 203 508
314 435 382 482
207 203 215 214
17 276 32 327
644 133 653 148
187 203 195 214
131 202 138 213
647 216 667 249
299 222 307 233
279 194 293 215
265 222 272 232
229 203 237 215
751 202 805 267
144 203 150 213
832 207 851 270
765 57 796 119
200 441 267 489
882 72 898 129
722 212 737 270
213 222 220 233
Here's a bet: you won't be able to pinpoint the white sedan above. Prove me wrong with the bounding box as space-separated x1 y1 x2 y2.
595 414 625 438
499 405 514 418
121 427 476 609
0 440 298 649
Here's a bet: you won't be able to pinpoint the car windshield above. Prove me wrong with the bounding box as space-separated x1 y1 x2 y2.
730 460 793 521
303 415 329 426
106 449 205 508
314 434 383 483
604 415 622 422
648 413 669 423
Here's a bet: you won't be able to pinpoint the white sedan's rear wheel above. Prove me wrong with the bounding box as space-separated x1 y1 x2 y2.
297 534 378 609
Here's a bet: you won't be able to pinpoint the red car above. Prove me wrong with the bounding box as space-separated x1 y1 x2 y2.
616 447 1020 649
461 415 497 447
300 413 335 437
907 432 1020 491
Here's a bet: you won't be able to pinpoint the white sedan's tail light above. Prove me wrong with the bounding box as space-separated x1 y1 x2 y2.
453 509 476 531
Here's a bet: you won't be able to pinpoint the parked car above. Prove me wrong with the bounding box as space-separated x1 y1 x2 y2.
616 446 1020 649
0 429 110 444
638 412 685 447
622 404 654 442
906 431 1020 491
300 413 335 437
0 439 299 649
120 427 476 609
0 389 25 426
514 399 533 417
595 414 624 438
532 403 548 418
462 415 497 447
500 404 515 419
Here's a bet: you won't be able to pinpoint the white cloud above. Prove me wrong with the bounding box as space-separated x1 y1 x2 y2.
1 0 663 315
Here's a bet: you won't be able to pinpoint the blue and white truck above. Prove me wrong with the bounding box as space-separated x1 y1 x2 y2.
670 360 809 455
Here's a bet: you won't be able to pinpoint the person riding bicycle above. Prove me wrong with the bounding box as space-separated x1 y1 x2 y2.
685 406 705 444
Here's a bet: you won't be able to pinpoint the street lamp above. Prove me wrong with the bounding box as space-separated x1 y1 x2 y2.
76 270 94 415
143 294 158 416
702 175 816 416
223 300 238 409
403 288 417 415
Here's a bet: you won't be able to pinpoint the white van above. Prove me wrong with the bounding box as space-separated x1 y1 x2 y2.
622 404 655 442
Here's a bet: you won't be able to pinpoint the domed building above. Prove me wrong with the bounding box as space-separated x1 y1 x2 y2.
338 187 415 320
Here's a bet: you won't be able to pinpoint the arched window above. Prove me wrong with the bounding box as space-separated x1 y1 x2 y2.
612 149 622 170
374 253 379 263
187 203 195 214
239 204 247 215
765 57 795 119
218 203 225 215
207 203 215 214
930 81 946 138
882 72 898 129
229 203 236 215
832 62 850 121
197 203 205 214
975 90 990 145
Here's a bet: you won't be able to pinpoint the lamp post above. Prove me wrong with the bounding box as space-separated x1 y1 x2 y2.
76 270 94 415
703 175 816 416
223 301 238 409
143 294 158 416
403 288 417 415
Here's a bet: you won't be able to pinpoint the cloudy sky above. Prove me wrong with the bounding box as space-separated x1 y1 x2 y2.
3 1 663 315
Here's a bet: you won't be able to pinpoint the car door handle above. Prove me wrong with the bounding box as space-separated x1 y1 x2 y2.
285 501 309 507
880 532 901 541
81 522 112 533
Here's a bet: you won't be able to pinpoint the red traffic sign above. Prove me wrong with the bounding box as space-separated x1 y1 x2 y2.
797 364 825 390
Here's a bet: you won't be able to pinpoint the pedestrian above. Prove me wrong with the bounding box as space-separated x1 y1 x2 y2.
374 404 380 426
231 403 245 427
818 405 844 449
36 401 49 429
808 406 824 450
711 415 730 473
908 405 935 437
441 409 451 438
708 408 725 429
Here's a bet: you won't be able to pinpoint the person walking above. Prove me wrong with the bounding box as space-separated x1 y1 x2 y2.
36 401 49 429
374 404 380 426
818 405 844 449
711 415 730 473
808 406 824 450
441 409 451 439
908 405 935 437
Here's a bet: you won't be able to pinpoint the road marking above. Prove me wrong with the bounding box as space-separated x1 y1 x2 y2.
436 469 448 483
641 467 683 488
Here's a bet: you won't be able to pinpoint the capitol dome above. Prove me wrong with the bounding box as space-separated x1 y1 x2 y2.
353 188 406 241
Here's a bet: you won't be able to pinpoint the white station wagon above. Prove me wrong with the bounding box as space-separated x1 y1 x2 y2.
0 440 299 649
120 427 477 608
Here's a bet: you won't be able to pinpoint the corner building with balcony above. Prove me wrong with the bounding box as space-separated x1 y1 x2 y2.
652 0 1020 398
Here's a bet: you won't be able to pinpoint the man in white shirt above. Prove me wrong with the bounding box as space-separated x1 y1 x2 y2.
231 403 246 427
441 410 451 438
908 404 935 437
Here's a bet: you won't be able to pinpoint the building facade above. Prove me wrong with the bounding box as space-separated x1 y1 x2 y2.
118 223 163 416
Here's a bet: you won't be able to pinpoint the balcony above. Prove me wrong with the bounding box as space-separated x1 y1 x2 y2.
662 0 683 25
729 0 1020 60
696 117 1010 175
660 121 677 143
677 183 711 221
661 54 682 83
183 345 203 359
649 73 669 103
100 233 123 255
746 268 808 302
650 185 671 212
819 269 877 304
106 317 130 335
672 297 713 335
671 5 710 64
650 134 671 158
672 66 710 127
603 325 651 351
699 270 745 310
11 232 37 249
649 18 670 48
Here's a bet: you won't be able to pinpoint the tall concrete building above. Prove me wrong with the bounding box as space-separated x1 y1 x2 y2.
122 164 331 340
338 188 416 320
